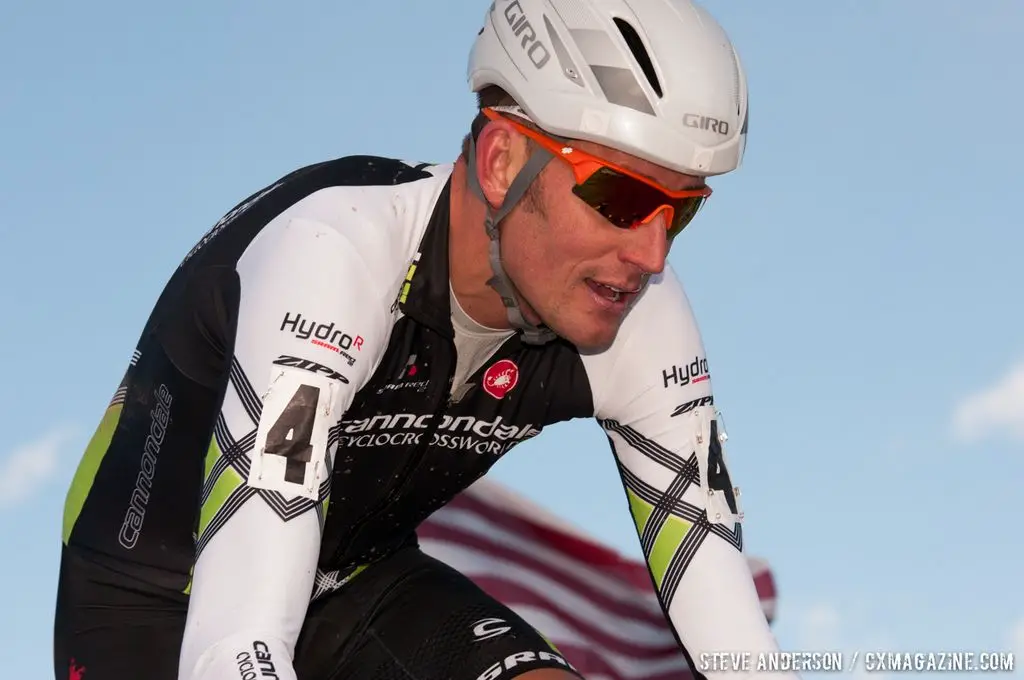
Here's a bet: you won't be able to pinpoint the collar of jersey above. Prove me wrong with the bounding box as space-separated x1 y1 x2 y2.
396 175 458 338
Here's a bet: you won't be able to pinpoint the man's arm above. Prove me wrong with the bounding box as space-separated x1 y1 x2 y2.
175 214 394 680
582 266 796 680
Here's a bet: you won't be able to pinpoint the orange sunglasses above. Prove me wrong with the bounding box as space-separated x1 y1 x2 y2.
482 107 711 239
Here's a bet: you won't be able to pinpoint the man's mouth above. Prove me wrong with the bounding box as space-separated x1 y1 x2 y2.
586 278 642 303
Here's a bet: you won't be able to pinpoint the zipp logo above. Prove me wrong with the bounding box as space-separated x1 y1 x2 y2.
683 113 730 135
472 617 511 641
273 355 349 384
671 395 714 417
501 0 551 69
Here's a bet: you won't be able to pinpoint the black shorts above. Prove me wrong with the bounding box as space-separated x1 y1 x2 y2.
54 543 583 680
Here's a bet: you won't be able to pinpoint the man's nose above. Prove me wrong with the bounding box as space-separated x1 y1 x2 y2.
622 210 669 275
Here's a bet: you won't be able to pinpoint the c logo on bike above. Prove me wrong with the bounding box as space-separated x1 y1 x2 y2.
483 359 519 399
472 617 511 641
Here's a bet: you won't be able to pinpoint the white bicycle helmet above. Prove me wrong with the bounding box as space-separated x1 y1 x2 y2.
467 0 748 176
463 0 748 345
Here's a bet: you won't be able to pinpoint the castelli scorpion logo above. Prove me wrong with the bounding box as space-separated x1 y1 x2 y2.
482 359 520 399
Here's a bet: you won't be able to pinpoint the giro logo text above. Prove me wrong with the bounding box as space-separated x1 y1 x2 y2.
671 395 714 417
272 355 349 384
280 312 362 366
501 0 551 69
683 113 730 135
662 356 710 388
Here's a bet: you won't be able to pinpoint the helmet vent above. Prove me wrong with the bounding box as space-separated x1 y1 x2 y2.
612 18 662 98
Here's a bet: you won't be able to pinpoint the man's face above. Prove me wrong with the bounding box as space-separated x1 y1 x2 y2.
499 137 708 352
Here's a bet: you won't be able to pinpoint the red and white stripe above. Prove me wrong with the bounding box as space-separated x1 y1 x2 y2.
419 478 777 680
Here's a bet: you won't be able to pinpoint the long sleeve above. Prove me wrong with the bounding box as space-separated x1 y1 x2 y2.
582 266 796 680
177 215 393 680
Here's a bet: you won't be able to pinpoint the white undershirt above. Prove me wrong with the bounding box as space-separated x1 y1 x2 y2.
449 282 514 399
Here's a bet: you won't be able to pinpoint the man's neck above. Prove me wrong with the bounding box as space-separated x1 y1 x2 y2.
447 159 515 331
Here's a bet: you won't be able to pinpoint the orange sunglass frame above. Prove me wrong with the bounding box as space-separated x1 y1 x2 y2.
481 107 712 235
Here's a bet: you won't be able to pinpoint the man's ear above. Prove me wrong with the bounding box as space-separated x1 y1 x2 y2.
474 120 527 209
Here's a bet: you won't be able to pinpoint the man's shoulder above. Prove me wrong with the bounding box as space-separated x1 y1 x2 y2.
266 154 453 241
182 155 453 270
270 155 451 192
265 155 453 229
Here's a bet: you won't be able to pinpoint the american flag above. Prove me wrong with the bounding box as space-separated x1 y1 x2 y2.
419 477 777 680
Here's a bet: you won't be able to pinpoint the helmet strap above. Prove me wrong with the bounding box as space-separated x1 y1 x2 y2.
465 134 558 345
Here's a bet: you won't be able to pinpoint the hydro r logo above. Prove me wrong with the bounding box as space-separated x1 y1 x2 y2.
662 356 710 388
280 312 363 366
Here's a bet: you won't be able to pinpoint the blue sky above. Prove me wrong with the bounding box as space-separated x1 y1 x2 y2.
2 1 1022 677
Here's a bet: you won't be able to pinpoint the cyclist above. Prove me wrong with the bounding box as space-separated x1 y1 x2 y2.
55 1 788 679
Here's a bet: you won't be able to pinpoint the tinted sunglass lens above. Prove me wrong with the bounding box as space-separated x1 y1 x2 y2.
573 167 708 237
666 197 706 238
573 168 665 228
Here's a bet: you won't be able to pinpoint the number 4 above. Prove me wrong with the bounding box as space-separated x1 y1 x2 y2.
706 419 738 514
263 384 319 484
249 369 335 500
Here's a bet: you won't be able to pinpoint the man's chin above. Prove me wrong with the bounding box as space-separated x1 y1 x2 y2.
523 298 621 352
549 319 621 353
